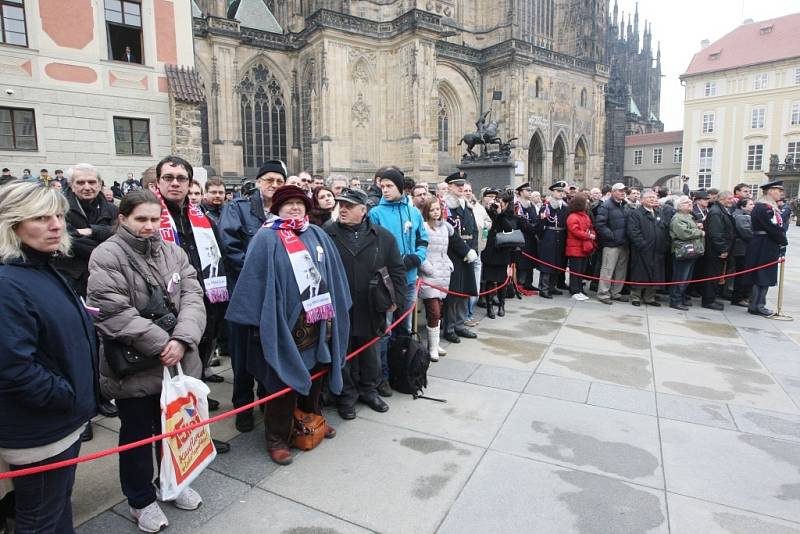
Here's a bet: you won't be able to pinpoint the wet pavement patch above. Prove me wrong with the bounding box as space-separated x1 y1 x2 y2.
522 307 570 321
654 341 761 370
282 529 342 534
411 463 460 500
556 470 666 534
661 381 735 401
550 346 652 389
398 437 471 456
480 320 561 339
714 512 800 534
717 367 776 396
566 325 650 350
529 421 659 480
739 433 800 502
478 337 548 363
663 319 739 338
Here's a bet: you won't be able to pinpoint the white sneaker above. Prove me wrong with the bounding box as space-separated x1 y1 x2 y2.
157 486 203 511
572 293 589 301
130 502 169 533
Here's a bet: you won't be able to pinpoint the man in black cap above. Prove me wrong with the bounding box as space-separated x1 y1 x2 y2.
692 190 710 222
324 189 406 419
442 171 480 342
744 180 788 316
515 182 539 290
219 160 286 432
0 168 15 186
537 181 570 298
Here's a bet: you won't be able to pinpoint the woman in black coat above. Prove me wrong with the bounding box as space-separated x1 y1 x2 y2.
482 191 521 318
626 190 670 306
744 182 788 316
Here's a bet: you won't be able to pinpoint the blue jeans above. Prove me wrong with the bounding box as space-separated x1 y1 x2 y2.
379 282 417 380
10 439 81 534
466 257 482 320
670 258 697 306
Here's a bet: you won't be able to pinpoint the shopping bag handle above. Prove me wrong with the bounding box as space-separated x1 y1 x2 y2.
162 362 185 380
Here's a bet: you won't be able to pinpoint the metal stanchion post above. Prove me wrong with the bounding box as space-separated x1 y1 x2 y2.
769 258 793 321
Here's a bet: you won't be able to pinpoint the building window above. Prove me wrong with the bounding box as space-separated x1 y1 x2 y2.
698 147 713 189
788 141 800 163
751 107 765 129
113 117 150 156
702 112 715 134
0 106 36 150
746 144 763 171
673 146 682 163
747 184 759 198
240 63 287 170
105 0 143 63
580 88 587 107
754 73 768 90
792 103 800 126
535 77 543 99
653 148 663 165
633 149 642 165
704 81 716 97
437 98 449 153
0 0 27 46
795 68 800 85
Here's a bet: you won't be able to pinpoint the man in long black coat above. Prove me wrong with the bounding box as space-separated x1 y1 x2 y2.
443 172 480 343
324 189 406 419
701 191 736 310
626 190 670 306
537 181 570 298
745 181 788 316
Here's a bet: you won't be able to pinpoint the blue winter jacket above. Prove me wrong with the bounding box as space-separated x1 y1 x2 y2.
368 195 429 283
0 247 98 448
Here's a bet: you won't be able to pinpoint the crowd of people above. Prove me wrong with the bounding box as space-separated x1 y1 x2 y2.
0 157 793 533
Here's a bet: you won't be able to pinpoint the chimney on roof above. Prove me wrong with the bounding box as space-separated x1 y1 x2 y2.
742 18 754 25
700 39 710 50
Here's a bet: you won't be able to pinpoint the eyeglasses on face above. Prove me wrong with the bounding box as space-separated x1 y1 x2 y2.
160 174 190 183
261 177 285 186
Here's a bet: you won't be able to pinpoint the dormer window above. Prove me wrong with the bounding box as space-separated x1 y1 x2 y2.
759 25 774 35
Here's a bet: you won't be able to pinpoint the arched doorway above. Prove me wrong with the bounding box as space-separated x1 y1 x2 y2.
552 135 566 180
574 137 587 187
623 176 644 189
528 131 544 191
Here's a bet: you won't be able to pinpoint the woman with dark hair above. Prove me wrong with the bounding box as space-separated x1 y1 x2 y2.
481 190 520 318
87 189 207 532
226 185 351 466
731 197 754 306
309 186 336 226
0 181 96 533
565 193 596 301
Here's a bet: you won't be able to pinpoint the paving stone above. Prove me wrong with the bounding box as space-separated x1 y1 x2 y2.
564 307 647 332
207 421 279 486
72 424 125 526
667 492 800 534
444 331 549 370
196 487 371 533
358 376 518 447
650 334 764 371
76 510 140 533
775 374 800 406
205 380 242 443
537 344 654 390
111 468 251 534
587 383 657 416
438 450 668 534
478 315 563 343
755 353 800 378
552 324 651 355
524 373 590 403
491 394 664 488
660 418 800 523
656 393 736 430
466 364 533 392
426 357 480 381
259 418 482 534
649 318 745 344
728 405 800 443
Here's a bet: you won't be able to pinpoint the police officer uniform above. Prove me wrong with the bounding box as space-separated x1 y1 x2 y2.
537 180 570 298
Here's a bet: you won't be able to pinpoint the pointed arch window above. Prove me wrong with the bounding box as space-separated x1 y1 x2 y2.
239 63 287 170
438 98 449 153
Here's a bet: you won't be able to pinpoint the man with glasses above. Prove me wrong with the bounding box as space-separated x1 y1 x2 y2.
156 156 231 453
219 161 287 432
298 171 313 196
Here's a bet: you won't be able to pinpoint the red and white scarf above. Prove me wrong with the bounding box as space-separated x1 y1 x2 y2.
157 190 229 303
266 215 335 324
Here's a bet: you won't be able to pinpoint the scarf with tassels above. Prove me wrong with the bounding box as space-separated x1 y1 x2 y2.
265 215 335 323
156 190 229 303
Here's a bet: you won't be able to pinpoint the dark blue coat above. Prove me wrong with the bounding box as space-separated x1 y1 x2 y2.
219 192 268 288
745 202 788 287
0 248 98 448
595 197 629 247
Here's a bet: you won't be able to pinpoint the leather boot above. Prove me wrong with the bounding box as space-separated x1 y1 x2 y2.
426 326 440 362
486 284 496 318
539 274 552 299
497 297 506 317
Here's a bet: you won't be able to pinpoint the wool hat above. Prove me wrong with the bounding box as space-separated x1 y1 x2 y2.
270 185 312 215
376 167 405 192
445 171 467 184
257 160 288 180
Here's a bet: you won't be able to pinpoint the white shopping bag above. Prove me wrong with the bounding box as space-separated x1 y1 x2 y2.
159 363 216 500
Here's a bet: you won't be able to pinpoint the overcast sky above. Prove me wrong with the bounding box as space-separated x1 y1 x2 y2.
614 0 800 131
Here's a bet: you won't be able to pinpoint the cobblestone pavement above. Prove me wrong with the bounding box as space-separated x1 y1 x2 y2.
75 227 800 534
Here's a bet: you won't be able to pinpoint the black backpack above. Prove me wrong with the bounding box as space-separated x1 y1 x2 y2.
387 334 430 398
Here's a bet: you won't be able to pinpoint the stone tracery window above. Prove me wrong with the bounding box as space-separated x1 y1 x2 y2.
438 98 449 153
240 63 287 170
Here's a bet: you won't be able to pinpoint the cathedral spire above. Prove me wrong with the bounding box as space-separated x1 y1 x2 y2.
620 11 625 39
613 0 618 27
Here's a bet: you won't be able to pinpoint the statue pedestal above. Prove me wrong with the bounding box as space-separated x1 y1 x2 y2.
457 160 516 192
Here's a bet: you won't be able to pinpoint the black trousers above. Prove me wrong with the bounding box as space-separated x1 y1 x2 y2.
116 395 162 509
264 366 326 449
731 255 752 303
339 337 381 408
701 256 726 306
199 301 226 370
442 295 468 334
568 257 589 294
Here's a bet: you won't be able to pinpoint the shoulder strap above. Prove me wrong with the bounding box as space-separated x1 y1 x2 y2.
111 240 165 292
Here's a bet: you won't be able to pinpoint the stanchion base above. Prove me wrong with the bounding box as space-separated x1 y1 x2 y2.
768 313 794 322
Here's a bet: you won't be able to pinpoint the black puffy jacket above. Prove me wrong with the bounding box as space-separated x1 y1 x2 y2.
595 197 629 247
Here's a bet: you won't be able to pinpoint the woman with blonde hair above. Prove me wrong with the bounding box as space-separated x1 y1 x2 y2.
0 181 97 533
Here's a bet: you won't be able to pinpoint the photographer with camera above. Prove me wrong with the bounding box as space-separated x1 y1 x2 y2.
87 189 208 532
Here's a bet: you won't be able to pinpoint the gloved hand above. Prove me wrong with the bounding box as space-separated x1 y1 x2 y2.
403 254 422 270
465 249 478 263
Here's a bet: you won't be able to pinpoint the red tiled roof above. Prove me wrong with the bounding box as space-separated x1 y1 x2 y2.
683 12 800 77
625 131 683 147
165 65 205 104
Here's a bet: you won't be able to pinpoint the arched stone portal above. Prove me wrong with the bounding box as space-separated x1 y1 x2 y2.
528 131 544 191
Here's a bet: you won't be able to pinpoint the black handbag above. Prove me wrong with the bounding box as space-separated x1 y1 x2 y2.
495 229 525 249
103 244 178 377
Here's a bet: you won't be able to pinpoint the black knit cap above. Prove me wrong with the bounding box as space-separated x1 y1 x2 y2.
257 160 288 180
376 167 404 192
270 185 312 215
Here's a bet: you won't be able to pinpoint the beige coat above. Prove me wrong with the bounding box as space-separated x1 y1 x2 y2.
87 226 206 400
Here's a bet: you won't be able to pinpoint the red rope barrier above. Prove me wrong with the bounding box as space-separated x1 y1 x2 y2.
0 281 424 480
419 274 511 298
520 251 784 287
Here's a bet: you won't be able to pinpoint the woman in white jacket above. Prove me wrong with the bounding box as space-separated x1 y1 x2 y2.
418 198 454 361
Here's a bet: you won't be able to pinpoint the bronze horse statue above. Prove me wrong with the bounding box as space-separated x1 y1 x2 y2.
459 121 498 159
